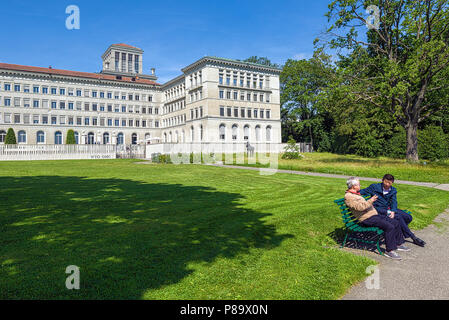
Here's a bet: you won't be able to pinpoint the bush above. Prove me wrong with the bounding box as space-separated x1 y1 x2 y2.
66 130 76 144
5 128 17 144
418 126 449 161
281 136 303 160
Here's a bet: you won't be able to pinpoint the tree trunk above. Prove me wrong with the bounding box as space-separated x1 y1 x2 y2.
405 122 419 162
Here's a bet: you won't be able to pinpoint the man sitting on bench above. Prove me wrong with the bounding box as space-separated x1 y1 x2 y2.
344 177 408 260
360 174 426 247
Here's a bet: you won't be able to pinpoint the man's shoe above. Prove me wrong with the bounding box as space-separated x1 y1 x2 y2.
412 238 426 247
384 251 402 260
397 245 411 252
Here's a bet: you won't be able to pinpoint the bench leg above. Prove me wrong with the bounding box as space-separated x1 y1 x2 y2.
341 231 349 249
376 238 383 256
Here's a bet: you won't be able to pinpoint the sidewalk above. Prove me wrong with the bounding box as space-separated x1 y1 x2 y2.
341 211 449 300
208 163 449 191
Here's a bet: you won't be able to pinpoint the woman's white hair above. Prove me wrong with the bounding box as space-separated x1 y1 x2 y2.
346 177 360 189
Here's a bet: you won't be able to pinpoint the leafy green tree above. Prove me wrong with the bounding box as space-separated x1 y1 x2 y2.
323 0 449 161
280 50 334 150
5 128 16 144
66 129 76 145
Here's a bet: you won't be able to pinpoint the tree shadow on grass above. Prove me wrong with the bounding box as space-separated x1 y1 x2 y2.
0 176 291 299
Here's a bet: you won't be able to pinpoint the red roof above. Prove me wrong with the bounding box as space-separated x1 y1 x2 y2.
0 62 159 86
112 43 142 50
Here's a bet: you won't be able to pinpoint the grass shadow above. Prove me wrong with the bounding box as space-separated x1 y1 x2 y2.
0 176 291 299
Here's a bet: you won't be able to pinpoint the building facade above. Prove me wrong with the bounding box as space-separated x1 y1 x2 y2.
0 44 281 147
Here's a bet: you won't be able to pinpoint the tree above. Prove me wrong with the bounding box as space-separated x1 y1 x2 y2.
5 128 17 144
66 129 76 144
280 50 334 150
323 0 449 161
242 56 281 68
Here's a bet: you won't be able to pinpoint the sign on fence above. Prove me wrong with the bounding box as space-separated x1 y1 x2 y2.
0 144 117 161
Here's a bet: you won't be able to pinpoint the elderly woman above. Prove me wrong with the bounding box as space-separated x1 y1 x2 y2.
344 177 408 260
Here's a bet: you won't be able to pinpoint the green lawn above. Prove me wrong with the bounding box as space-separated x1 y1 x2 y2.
0 159 448 299
231 152 449 184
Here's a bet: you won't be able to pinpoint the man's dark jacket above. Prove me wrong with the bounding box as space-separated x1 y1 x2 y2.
360 183 398 215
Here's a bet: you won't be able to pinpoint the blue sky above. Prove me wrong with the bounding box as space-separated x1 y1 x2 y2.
0 0 331 83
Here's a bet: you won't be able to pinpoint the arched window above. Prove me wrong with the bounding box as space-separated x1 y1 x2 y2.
255 125 261 142
219 124 226 141
0 130 7 143
54 131 62 145
103 132 110 144
18 130 27 144
131 133 138 145
191 126 194 142
87 132 95 145
232 124 238 140
266 126 272 142
163 132 167 143
175 131 179 143
145 133 150 144
200 125 203 141
37 131 45 144
117 132 124 145
182 130 185 143
244 125 250 140
169 131 172 143
74 131 79 144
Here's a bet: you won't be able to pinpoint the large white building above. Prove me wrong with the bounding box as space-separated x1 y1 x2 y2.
0 44 281 147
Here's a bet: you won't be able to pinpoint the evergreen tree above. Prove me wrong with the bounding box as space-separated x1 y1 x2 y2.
5 128 17 144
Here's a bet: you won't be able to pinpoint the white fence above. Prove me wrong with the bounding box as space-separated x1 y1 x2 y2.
0 144 117 161
145 142 313 158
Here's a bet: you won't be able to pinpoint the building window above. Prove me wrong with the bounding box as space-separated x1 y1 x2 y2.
103 132 110 144
244 125 250 140
117 132 124 145
266 126 272 141
131 133 137 145
37 131 45 144
219 90 224 99
220 106 225 117
255 125 261 141
0 130 6 143
87 132 94 144
232 124 238 140
74 132 79 144
219 124 226 141
18 130 27 143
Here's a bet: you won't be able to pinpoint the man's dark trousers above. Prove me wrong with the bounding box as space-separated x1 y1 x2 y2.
360 215 405 252
392 209 414 239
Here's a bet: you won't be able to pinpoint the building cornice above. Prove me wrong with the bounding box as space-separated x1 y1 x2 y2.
181 57 282 75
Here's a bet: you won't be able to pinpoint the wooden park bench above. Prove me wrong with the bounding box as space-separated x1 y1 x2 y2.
333 196 413 255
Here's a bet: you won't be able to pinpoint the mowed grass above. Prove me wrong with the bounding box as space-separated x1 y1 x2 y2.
232 152 449 184
0 159 448 299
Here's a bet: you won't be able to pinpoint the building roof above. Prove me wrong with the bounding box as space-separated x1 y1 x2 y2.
112 43 143 51
0 62 159 86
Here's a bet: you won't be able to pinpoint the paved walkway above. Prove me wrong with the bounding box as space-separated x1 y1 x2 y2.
341 211 449 300
207 163 449 191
